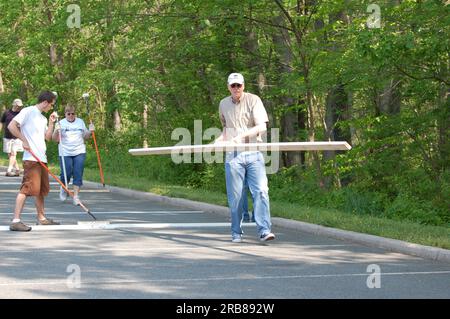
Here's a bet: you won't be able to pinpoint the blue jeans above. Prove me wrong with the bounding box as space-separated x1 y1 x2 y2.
59 153 86 187
225 151 271 237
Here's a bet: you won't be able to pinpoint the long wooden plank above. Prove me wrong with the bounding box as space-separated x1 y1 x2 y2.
129 141 351 156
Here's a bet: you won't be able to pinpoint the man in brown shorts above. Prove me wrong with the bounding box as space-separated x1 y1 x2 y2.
7 91 59 231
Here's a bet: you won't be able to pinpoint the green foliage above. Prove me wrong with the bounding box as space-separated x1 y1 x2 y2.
384 192 445 226
267 164 448 227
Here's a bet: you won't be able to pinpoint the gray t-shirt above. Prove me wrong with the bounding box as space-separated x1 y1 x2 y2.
219 92 268 143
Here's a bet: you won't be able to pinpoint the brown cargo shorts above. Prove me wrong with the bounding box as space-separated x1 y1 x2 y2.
20 161 50 197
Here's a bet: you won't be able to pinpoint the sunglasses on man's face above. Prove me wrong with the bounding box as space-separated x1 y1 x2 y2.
66 112 75 115
230 83 242 88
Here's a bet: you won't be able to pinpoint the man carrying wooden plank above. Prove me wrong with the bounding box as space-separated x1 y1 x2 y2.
214 73 275 243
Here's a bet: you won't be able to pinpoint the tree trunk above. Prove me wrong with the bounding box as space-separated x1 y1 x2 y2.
143 103 148 148
376 78 402 115
44 1 65 83
50 44 57 65
113 108 121 131
0 70 4 94
297 100 307 167
437 85 449 170
323 84 352 187
103 4 120 131
274 0 323 182
91 85 105 129
0 70 4 115
106 81 121 131
242 7 266 96
198 66 215 107
304 69 323 186
272 15 302 167
15 49 29 101
243 12 278 160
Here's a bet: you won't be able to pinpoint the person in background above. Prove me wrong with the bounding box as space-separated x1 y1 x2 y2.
52 105 94 206
1 98 24 176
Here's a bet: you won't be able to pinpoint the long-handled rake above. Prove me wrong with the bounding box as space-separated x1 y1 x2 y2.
82 93 105 187
26 148 97 221
52 92 69 193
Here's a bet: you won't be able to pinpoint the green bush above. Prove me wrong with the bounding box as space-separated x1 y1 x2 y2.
384 192 446 226
336 188 387 217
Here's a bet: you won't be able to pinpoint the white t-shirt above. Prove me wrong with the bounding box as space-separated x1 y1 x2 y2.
13 105 49 163
58 118 88 156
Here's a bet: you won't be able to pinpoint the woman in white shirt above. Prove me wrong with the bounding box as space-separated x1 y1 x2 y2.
52 105 94 205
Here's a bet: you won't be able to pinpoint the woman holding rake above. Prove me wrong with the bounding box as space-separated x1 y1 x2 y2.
52 105 94 206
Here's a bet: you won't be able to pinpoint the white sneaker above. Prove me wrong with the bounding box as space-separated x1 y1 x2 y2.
231 234 243 243
73 196 81 206
59 187 67 201
259 232 275 242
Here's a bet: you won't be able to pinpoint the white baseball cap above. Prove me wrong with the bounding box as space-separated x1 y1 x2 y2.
12 98 23 107
227 73 244 85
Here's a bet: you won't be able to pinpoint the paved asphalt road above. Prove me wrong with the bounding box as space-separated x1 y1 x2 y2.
0 169 449 299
